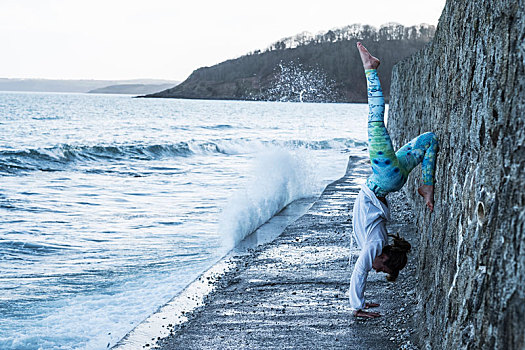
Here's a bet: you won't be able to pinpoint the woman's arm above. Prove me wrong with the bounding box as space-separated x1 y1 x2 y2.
349 241 383 313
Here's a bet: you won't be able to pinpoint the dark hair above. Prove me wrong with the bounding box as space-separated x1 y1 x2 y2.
382 233 412 282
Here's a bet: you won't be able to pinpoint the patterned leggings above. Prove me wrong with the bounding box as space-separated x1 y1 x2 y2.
365 69 438 197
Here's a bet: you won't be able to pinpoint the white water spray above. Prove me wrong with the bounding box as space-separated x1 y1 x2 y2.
219 148 318 249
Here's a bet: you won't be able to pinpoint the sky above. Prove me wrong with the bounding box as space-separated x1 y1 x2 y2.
0 0 447 81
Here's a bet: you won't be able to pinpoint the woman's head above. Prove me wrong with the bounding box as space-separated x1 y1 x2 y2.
382 233 412 282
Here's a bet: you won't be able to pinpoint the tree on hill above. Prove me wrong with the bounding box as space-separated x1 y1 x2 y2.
263 23 434 51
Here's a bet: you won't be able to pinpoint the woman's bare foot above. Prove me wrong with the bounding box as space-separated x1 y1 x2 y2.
418 185 435 212
357 42 380 70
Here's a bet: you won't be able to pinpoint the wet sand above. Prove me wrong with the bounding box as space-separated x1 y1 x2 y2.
120 155 420 349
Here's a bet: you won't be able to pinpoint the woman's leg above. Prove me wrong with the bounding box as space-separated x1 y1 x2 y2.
396 132 438 210
396 132 438 184
357 42 405 197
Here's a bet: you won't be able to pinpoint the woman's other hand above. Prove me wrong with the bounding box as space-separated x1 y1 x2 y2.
364 302 380 308
353 310 381 318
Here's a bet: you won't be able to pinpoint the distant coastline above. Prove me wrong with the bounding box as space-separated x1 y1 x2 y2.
0 78 178 93
87 83 177 95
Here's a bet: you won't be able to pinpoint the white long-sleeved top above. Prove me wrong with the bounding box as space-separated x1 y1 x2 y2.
349 184 390 311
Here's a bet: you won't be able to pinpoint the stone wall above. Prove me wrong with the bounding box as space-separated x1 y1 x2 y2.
388 0 525 349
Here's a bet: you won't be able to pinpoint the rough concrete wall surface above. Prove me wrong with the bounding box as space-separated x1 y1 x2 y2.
387 0 525 349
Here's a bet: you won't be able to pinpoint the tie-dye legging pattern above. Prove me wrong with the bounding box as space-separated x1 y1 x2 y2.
364 69 438 197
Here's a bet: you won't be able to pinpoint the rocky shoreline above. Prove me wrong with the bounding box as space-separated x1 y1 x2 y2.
127 155 424 349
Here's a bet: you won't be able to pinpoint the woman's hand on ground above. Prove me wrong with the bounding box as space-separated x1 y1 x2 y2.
364 302 380 309
353 310 381 318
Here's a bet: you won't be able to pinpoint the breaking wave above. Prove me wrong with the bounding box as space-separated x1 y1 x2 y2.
219 148 327 248
0 138 364 174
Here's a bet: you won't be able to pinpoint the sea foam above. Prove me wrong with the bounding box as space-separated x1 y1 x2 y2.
219 148 319 248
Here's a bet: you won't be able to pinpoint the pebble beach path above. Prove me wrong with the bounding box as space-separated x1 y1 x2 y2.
128 155 421 350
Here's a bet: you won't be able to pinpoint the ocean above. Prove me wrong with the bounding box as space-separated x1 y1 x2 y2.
0 91 368 349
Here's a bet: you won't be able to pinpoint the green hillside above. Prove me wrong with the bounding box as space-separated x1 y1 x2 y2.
145 23 435 103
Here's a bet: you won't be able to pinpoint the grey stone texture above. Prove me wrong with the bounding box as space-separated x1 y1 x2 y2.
388 0 525 349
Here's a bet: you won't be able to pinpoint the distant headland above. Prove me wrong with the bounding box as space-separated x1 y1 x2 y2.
0 78 179 94
142 23 435 103
87 83 177 95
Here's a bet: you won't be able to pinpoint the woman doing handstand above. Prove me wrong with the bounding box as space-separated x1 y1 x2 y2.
349 42 439 318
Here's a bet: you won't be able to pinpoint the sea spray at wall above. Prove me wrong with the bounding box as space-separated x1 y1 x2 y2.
0 92 368 349
219 148 320 248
